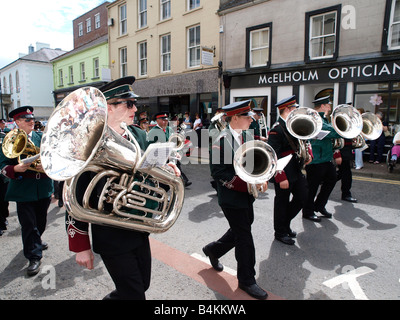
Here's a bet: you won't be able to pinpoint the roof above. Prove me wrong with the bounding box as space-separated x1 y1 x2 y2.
1 48 67 70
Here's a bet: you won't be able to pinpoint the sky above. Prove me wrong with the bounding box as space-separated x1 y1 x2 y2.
0 0 108 68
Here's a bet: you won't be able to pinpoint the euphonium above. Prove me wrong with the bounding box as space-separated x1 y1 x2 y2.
361 112 382 140
233 140 278 198
210 112 226 132
2 129 42 172
286 107 323 165
331 105 363 139
40 87 184 233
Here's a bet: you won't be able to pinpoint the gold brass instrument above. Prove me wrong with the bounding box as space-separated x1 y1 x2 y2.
286 107 323 165
233 140 278 198
40 87 184 233
2 128 42 172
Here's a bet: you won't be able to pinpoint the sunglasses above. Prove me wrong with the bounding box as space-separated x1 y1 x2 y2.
111 100 137 109
24 118 35 122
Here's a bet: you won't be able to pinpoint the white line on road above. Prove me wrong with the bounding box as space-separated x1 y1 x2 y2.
191 253 237 276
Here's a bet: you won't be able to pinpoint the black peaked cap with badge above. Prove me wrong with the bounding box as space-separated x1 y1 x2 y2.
154 112 169 120
275 95 299 110
9 106 35 120
222 100 255 117
99 76 139 100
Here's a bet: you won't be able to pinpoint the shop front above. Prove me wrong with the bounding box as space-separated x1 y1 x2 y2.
226 56 400 135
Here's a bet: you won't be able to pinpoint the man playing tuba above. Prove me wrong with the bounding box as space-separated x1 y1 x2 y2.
0 106 53 276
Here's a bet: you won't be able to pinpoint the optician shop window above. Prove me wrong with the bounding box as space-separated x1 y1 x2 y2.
354 81 400 133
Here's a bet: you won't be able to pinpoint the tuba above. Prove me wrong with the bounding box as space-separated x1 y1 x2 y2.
331 105 363 149
233 140 278 198
2 129 42 172
286 107 323 165
40 87 184 233
361 112 382 141
210 112 226 132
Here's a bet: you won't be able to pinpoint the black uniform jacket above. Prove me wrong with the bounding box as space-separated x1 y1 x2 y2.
210 127 255 209
267 117 304 185
66 126 149 255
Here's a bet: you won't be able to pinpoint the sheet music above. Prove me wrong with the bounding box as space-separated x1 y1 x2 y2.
20 154 40 165
137 142 175 169
314 130 330 140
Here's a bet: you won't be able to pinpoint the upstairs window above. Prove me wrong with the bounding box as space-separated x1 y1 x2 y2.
139 0 147 29
119 4 127 36
188 0 200 11
86 18 92 33
246 23 272 68
305 5 341 62
188 25 200 68
161 34 171 72
138 42 147 76
161 0 171 20
78 22 83 36
120 47 128 77
384 0 400 51
95 13 101 29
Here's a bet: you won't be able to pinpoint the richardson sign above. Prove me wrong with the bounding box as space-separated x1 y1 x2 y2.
231 60 400 88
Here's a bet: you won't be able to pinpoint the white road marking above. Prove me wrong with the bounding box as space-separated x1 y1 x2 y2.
191 253 237 276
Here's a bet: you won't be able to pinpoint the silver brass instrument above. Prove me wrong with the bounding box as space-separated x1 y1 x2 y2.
233 140 278 198
286 107 323 165
258 112 268 140
331 104 363 150
2 128 42 172
210 112 226 132
40 87 184 233
361 112 382 141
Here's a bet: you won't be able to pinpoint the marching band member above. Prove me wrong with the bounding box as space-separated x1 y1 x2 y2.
203 100 269 300
66 77 179 300
268 96 311 245
302 96 342 221
0 106 53 276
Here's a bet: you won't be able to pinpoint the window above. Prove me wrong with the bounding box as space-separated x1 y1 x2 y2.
119 4 127 36
2 77 6 93
80 62 86 81
69 66 74 84
139 0 147 29
86 18 92 33
9 74 13 93
138 42 147 76
95 13 101 29
188 25 200 68
246 23 272 68
93 58 99 78
160 0 171 20
15 71 20 93
188 0 200 11
120 47 128 77
384 0 400 51
305 5 341 62
161 34 171 72
78 22 83 36
59 69 64 86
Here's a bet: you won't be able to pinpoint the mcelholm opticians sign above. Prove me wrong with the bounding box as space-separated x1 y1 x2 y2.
232 60 400 88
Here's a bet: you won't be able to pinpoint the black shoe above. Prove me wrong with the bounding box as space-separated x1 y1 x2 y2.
303 214 321 222
275 234 295 245
342 196 358 203
58 199 64 207
288 230 297 238
202 245 223 272
184 181 192 187
316 208 332 218
239 283 268 300
27 260 41 277
41 242 48 250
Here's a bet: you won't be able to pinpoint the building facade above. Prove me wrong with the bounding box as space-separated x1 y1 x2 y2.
52 2 111 106
219 0 400 134
107 0 221 121
0 44 66 120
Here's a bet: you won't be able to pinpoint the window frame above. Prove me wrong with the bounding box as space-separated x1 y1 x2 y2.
138 0 147 29
383 0 400 53
187 25 201 68
138 42 147 77
120 47 128 78
68 66 74 84
160 0 171 21
119 4 127 36
188 0 200 11
78 22 83 37
161 34 171 73
58 69 64 86
86 18 92 33
246 22 272 69
95 13 101 29
93 58 100 79
305 5 341 63
80 62 86 82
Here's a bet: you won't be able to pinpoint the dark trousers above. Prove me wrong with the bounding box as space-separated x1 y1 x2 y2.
0 179 9 230
101 238 151 300
303 162 337 216
208 205 256 286
337 159 352 198
369 134 386 162
274 175 308 236
16 197 51 260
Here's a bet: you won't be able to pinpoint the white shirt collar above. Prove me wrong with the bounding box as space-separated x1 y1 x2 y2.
229 126 242 146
